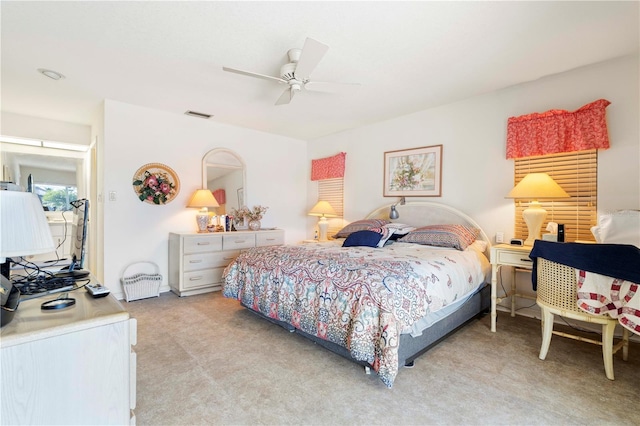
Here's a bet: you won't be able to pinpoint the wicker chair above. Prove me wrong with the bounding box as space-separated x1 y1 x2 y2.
536 257 629 380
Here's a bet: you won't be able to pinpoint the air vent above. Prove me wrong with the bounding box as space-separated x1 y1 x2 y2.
184 110 213 119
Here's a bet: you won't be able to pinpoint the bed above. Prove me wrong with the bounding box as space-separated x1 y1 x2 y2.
223 202 492 387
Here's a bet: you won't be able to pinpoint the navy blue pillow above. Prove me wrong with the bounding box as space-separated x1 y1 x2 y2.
342 230 383 248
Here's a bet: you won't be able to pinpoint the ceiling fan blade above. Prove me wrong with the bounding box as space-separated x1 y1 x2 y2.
304 81 361 94
294 38 329 79
222 66 286 84
275 88 293 105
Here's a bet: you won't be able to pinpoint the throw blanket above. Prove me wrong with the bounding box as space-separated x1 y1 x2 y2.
577 269 640 335
528 241 640 290
223 242 487 387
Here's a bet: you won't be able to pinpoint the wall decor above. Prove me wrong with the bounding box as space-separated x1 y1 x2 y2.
383 145 442 197
237 187 244 208
132 163 180 205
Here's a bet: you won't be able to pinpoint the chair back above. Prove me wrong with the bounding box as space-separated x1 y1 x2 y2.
536 258 586 315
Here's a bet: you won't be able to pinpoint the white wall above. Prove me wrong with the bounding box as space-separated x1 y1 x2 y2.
1 112 91 147
309 55 639 237
101 100 307 297
308 54 639 307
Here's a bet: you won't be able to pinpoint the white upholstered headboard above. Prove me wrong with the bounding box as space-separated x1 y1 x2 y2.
365 201 491 256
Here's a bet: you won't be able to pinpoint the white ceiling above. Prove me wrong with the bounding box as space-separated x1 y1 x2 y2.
1 1 638 141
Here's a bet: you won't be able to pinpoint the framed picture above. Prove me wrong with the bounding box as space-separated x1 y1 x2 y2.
237 187 244 208
383 145 442 197
233 216 248 231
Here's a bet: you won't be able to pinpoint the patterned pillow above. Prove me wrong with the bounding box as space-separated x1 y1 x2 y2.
398 225 480 250
342 230 383 248
333 219 390 238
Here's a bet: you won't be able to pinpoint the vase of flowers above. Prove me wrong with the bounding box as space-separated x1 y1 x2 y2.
230 205 268 231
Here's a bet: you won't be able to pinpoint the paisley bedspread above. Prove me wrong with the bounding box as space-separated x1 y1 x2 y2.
223 241 488 387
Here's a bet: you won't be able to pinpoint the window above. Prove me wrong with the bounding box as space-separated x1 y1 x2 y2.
514 149 597 242
36 184 78 211
318 177 344 236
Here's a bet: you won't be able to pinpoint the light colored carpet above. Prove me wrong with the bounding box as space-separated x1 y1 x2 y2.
124 291 639 425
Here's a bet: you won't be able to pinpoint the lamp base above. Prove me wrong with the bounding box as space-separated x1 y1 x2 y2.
318 217 329 242
523 201 547 246
195 213 210 233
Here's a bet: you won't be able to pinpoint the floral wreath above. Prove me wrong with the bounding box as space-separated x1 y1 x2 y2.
132 163 180 205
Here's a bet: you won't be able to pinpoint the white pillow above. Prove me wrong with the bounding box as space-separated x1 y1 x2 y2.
591 210 640 247
383 223 416 235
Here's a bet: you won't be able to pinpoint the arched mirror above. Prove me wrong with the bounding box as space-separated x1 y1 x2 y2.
202 148 246 214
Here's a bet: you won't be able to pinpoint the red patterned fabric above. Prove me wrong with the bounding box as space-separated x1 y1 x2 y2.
506 99 611 159
212 189 226 204
311 152 346 181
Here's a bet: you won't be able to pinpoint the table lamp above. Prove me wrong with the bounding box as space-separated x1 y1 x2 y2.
1 191 55 326
187 189 219 232
506 173 569 246
308 200 337 242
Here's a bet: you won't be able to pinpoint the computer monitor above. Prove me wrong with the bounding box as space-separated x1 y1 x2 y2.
69 199 88 271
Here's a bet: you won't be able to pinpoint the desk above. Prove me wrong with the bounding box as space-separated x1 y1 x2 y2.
1 280 137 425
490 243 535 332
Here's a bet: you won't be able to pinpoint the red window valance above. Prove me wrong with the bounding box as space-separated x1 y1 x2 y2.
506 99 611 159
311 152 346 181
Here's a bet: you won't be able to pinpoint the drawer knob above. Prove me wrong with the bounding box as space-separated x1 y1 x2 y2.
189 259 203 264
520 258 532 262
234 240 246 244
189 276 203 281
197 242 210 246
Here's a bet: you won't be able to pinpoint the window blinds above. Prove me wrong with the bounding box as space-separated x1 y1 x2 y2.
318 177 344 236
514 149 597 242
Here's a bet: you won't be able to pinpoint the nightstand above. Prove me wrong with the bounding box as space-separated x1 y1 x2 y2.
489 243 535 332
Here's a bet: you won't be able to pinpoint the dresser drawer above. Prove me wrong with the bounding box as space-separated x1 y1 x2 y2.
184 235 222 254
183 268 223 290
256 231 285 247
223 233 256 250
183 253 222 272
496 250 534 268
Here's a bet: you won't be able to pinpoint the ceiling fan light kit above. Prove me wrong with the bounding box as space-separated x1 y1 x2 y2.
223 37 360 105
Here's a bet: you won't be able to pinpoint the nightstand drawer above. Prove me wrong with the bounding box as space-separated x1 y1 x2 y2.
496 250 534 268
184 235 222 253
223 234 255 250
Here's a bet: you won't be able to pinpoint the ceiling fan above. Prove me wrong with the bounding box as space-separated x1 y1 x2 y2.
222 38 361 105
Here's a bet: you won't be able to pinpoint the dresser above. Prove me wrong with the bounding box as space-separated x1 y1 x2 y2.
0 286 137 425
168 229 285 297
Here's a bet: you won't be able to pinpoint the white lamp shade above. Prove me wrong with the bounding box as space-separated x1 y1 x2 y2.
506 173 569 200
308 201 337 218
186 189 219 209
0 191 55 259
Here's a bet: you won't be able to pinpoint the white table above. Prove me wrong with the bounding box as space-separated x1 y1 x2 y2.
1 280 137 425
490 243 535 332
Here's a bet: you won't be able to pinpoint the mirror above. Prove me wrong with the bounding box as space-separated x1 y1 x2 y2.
202 148 246 214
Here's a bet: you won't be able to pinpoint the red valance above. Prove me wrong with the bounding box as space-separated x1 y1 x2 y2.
311 152 346 181
506 99 611 159
212 189 226 205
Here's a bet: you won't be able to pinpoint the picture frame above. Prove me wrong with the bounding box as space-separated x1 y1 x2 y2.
233 216 248 231
237 187 244 208
383 145 442 197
